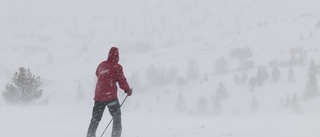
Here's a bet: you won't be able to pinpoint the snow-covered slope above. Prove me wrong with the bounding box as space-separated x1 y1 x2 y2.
1 0 320 137
1 0 320 48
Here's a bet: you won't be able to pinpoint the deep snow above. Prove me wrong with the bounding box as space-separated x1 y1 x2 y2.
1 106 320 137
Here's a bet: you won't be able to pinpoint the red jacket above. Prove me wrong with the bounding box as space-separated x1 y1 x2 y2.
94 47 131 101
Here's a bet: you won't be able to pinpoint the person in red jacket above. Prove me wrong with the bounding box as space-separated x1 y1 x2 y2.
87 47 132 137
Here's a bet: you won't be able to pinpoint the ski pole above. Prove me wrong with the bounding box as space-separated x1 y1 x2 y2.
100 95 129 137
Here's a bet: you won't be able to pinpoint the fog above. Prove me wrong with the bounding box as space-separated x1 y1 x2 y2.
1 0 320 137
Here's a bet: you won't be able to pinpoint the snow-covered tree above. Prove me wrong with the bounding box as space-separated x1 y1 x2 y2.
176 92 186 113
212 95 222 115
282 93 302 113
287 67 295 83
215 82 229 100
176 76 188 86
203 73 209 81
271 66 281 83
145 65 158 86
167 67 178 83
229 47 252 60
289 48 307 66
291 93 302 114
214 56 228 74
211 81 229 115
255 67 270 86
145 65 178 87
308 58 318 77
2 67 43 104
230 47 253 70
238 60 254 70
235 73 248 85
283 94 292 108
196 96 209 114
303 59 319 100
187 59 200 81
303 74 319 100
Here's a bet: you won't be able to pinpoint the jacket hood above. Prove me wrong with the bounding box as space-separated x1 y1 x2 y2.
107 47 119 63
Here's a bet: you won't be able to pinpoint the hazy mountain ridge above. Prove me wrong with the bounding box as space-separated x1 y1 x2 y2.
1 0 320 48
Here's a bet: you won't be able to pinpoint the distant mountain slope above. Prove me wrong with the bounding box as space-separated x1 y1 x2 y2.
0 0 319 115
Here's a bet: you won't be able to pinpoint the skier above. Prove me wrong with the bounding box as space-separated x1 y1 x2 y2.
87 47 132 137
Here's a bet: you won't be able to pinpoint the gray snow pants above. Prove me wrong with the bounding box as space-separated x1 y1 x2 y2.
87 99 122 137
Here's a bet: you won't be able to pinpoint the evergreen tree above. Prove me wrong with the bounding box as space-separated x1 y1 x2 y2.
238 60 254 70
187 59 200 81
212 95 222 115
287 67 296 83
176 76 188 86
291 93 302 114
145 65 158 86
229 47 252 60
2 67 43 104
176 92 186 113
234 73 248 85
214 56 228 74
255 67 269 86
304 59 319 100
271 66 281 83
196 96 209 114
215 82 229 100
145 65 177 86
284 94 292 108
308 58 318 77
166 67 178 83
303 74 319 100
203 73 209 81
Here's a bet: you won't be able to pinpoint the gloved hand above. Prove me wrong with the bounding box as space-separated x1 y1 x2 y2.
126 88 133 96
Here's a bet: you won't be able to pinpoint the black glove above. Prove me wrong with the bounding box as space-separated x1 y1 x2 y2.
126 88 133 96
